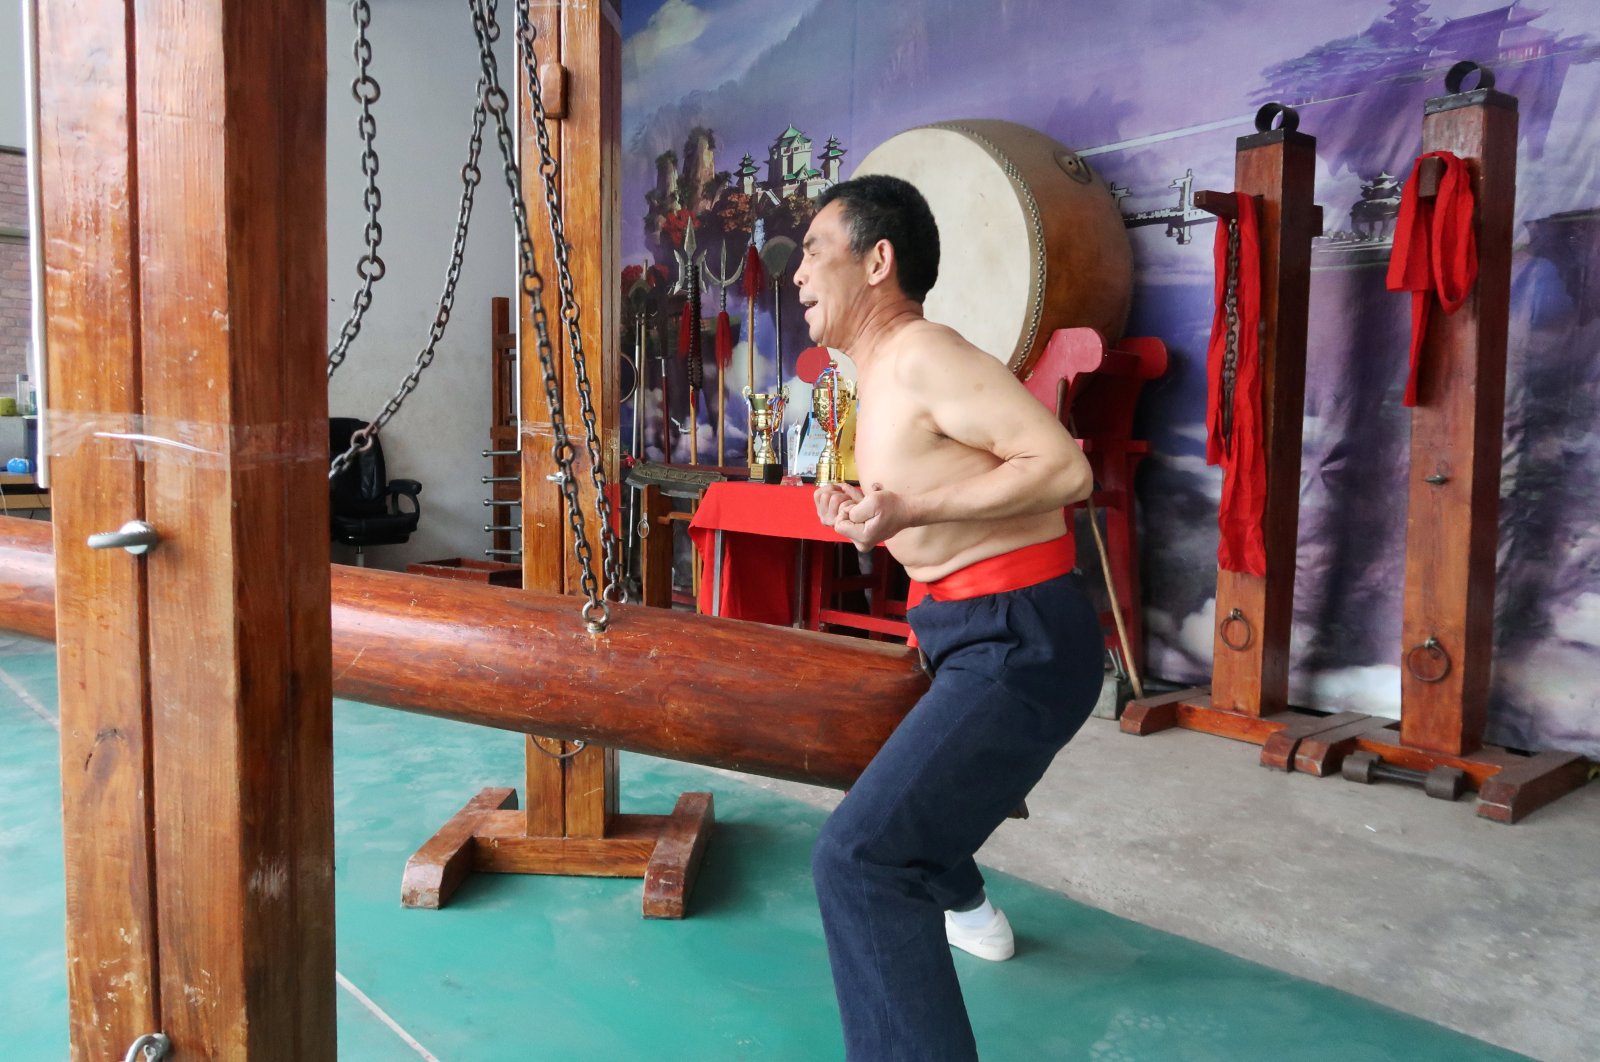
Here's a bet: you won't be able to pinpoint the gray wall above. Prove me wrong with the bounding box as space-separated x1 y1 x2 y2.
324 0 511 570
0 0 23 150
4 2 512 569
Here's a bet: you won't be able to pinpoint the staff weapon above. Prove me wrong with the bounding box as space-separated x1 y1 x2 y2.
742 221 768 468
699 239 744 466
672 224 703 464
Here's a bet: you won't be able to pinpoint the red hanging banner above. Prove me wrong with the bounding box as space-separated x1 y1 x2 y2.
1205 193 1266 577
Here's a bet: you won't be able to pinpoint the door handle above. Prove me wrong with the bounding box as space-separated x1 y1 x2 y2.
87 520 161 555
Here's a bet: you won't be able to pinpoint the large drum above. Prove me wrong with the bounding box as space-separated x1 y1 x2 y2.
852 119 1132 374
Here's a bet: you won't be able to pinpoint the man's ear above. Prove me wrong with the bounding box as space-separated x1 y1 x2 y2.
864 237 896 289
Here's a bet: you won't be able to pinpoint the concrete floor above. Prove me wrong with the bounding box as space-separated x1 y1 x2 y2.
721 715 1600 1062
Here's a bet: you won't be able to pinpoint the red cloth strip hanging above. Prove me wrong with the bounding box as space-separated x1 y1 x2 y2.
1386 151 1477 407
742 243 767 299
1204 192 1266 577
715 310 733 369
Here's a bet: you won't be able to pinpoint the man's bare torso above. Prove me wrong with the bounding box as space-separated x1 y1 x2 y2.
849 320 1067 583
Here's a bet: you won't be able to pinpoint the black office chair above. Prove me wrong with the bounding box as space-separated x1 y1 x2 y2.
329 417 422 564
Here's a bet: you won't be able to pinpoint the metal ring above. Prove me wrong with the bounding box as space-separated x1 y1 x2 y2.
1405 636 1452 684
349 426 376 453
581 599 610 634
1254 102 1299 134
1219 608 1254 652
1445 61 1494 94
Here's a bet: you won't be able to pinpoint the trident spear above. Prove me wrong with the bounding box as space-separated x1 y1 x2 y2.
699 239 744 467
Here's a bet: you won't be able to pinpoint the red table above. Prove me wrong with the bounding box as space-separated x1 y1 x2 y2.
687 481 846 626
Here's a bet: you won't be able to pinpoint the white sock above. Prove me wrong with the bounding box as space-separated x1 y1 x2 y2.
946 897 996 930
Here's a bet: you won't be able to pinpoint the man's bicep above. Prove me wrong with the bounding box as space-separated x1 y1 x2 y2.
923 357 1074 462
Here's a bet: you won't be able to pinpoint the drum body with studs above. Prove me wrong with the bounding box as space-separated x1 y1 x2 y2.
852 119 1132 374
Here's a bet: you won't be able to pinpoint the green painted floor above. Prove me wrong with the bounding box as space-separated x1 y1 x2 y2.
0 634 1527 1061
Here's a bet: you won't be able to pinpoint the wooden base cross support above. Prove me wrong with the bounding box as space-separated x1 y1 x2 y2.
1120 690 1380 773
402 785 715 918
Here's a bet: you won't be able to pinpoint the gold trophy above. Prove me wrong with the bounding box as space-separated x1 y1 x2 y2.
811 364 856 487
743 385 788 484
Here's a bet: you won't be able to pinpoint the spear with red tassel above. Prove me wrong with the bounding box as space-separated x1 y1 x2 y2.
742 224 768 469
700 240 744 467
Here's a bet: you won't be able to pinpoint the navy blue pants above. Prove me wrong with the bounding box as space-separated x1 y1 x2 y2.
811 572 1104 1061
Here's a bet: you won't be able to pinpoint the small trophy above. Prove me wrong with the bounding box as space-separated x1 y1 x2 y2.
811 364 856 487
743 385 788 484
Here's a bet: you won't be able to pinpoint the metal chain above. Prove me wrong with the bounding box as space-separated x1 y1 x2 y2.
1220 218 1241 450
328 0 387 379
466 0 608 631
329 77 490 480
513 0 623 608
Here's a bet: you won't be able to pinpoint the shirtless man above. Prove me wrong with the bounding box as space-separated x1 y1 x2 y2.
796 174 1105 1061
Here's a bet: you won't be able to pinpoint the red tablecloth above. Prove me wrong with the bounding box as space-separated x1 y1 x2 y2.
688 481 843 622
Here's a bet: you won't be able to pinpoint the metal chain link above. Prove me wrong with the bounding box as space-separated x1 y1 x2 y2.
328 0 387 379
467 0 610 631
1220 218 1241 450
513 0 623 608
329 74 490 480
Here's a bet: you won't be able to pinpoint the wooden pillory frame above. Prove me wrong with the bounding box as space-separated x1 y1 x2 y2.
1122 70 1589 823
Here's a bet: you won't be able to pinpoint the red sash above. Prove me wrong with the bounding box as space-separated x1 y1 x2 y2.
1205 192 1266 577
905 535 1074 611
1386 151 1477 407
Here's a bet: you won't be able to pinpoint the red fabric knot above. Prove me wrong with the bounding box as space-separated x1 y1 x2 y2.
1386 151 1478 407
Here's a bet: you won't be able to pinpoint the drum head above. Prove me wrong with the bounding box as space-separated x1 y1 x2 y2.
853 120 1132 374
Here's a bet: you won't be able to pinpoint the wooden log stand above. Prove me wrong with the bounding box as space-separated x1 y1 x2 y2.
1123 76 1591 822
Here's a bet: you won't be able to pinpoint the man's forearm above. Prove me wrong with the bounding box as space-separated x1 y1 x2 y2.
906 454 1091 527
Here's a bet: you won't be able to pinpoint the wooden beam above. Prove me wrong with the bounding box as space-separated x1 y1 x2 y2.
0 521 929 792
35 1 159 1054
34 0 334 1055
134 0 334 1054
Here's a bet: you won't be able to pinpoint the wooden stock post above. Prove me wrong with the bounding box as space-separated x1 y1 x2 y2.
1395 79 1516 757
406 0 713 916
1336 68 1588 822
1123 108 1325 758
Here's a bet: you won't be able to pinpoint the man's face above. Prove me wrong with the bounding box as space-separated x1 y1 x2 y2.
794 200 869 347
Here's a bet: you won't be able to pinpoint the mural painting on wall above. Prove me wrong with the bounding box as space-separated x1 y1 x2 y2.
621 0 1600 757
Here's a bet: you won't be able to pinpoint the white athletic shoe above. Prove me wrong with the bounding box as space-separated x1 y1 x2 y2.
944 906 1015 962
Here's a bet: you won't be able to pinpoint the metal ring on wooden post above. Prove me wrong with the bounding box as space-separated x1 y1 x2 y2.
1219 607 1254 652
1254 102 1300 134
1405 636 1452 683
1445 60 1494 94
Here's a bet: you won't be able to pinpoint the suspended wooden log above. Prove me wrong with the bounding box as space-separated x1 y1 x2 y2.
0 516 927 790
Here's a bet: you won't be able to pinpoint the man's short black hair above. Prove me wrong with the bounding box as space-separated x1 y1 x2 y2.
815 174 940 303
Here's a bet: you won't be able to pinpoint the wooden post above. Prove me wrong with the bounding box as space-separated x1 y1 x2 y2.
405 0 713 917
1397 78 1517 756
1123 107 1324 752
38 0 334 1056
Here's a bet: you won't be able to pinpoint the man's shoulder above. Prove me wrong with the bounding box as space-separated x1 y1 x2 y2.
890 321 1005 384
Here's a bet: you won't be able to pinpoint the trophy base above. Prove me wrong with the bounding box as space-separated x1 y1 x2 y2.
747 461 784 485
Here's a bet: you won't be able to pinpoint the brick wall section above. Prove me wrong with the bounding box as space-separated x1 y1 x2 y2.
0 149 31 396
